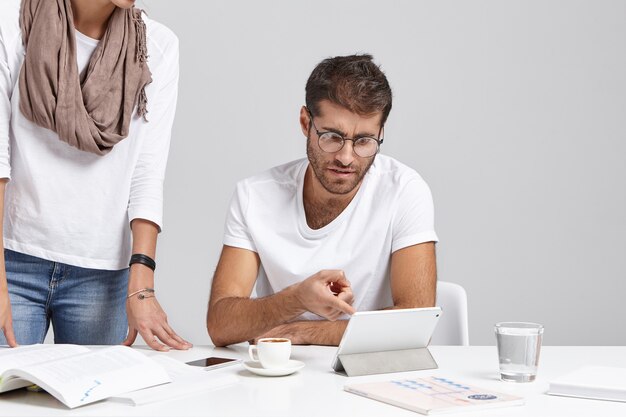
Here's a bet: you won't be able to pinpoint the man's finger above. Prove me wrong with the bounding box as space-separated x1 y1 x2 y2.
337 290 354 306
330 275 352 290
325 310 343 321
321 270 348 283
122 327 138 346
328 295 356 316
333 282 353 295
3 324 18 347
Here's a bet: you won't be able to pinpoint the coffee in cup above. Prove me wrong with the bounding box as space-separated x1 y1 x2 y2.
248 338 291 369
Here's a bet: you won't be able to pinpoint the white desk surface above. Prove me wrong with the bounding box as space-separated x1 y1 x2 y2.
0 345 625 416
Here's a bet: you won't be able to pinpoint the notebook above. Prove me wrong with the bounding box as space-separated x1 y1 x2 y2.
547 366 626 402
345 376 524 415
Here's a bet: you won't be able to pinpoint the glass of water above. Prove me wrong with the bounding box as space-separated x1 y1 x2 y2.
495 322 543 382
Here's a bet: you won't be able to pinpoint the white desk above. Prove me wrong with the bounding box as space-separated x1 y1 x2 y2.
0 345 625 416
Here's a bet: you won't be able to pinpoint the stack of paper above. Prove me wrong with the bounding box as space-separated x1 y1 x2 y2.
547 366 626 402
109 356 238 406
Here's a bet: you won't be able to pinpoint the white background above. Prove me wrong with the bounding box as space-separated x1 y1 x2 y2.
134 0 625 346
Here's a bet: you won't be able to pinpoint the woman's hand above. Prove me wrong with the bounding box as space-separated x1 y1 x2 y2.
123 292 191 351
0 180 16 347
123 219 192 351
0 286 17 347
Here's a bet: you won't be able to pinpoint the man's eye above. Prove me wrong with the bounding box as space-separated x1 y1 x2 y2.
322 133 343 142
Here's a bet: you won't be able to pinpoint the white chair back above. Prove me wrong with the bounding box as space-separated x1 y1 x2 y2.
430 281 469 345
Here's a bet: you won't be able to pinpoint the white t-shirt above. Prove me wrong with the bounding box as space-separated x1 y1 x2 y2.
223 155 439 319
0 0 179 269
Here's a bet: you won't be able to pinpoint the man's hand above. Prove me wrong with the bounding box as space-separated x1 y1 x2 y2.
294 270 356 320
0 287 17 347
254 322 308 345
253 319 349 346
123 295 192 351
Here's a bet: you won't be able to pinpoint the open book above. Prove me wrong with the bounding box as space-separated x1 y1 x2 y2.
345 376 524 415
0 344 171 408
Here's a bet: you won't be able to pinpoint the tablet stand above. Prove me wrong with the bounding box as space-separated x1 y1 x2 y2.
336 347 438 377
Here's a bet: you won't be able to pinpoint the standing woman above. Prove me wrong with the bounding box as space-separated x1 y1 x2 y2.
0 0 191 351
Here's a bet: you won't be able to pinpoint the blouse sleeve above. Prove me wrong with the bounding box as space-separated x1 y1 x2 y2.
0 22 14 180
127 31 179 232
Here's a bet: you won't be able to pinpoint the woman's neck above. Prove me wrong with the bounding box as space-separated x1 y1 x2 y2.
70 0 116 40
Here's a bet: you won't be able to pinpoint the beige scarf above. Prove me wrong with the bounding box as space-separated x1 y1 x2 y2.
19 0 152 155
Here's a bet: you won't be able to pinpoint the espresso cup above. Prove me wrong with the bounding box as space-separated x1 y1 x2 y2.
248 338 291 369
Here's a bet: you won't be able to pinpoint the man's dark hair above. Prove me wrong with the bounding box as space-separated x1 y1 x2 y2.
305 54 392 126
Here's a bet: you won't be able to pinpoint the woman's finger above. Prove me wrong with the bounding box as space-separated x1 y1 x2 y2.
162 322 192 349
140 329 169 352
122 327 138 346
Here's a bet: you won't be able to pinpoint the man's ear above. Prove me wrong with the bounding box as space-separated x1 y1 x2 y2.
299 106 310 137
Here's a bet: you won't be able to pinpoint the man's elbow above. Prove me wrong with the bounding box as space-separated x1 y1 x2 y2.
207 317 230 347
206 306 230 347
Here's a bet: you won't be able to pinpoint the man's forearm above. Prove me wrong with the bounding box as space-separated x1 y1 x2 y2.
208 286 306 347
260 320 348 346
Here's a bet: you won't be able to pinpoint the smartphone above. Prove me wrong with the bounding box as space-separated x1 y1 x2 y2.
185 357 242 370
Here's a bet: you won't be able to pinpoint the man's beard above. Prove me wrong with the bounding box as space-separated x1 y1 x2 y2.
306 136 375 195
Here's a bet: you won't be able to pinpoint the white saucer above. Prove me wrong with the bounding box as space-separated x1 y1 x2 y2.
242 360 305 377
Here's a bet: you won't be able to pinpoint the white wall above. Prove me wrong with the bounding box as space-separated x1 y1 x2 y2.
137 0 626 346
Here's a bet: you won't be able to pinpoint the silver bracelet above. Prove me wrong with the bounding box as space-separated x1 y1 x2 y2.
127 288 155 300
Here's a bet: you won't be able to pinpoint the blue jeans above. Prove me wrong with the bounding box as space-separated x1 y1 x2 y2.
0 249 128 345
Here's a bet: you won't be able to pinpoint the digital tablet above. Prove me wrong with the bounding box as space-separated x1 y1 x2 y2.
331 307 442 373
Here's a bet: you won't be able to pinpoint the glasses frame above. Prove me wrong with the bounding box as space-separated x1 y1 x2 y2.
306 108 384 158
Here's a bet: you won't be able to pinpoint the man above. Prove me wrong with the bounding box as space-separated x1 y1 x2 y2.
207 54 438 347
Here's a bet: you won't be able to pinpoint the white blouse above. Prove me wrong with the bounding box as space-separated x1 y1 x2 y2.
0 0 179 269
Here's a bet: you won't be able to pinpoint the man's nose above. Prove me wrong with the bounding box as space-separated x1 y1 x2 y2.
335 140 356 166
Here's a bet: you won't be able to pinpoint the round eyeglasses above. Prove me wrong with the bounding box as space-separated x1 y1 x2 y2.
307 109 383 158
